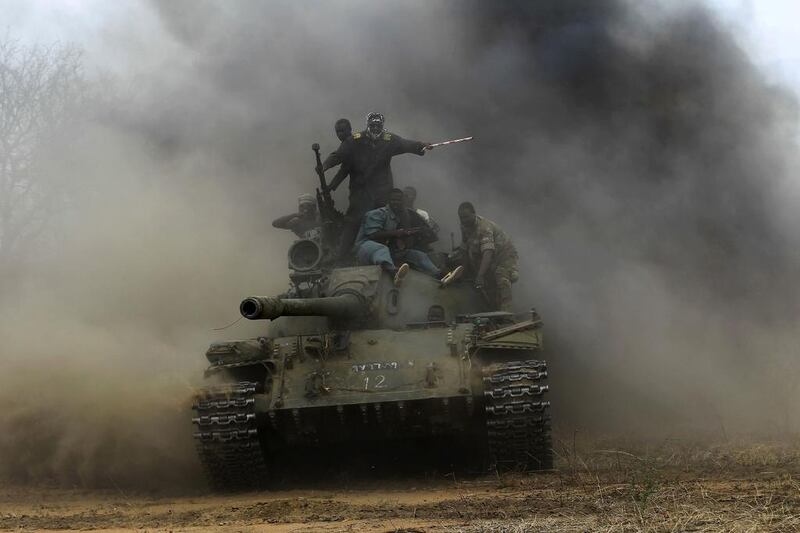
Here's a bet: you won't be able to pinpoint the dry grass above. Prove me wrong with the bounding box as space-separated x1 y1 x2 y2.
512 434 800 532
2 437 800 532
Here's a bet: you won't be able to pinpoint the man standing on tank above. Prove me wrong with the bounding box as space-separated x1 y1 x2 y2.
320 112 432 259
456 202 519 312
326 118 353 202
334 117 352 143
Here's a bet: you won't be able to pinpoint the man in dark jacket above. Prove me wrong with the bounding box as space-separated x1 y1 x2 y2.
327 118 353 198
334 117 352 143
321 112 432 260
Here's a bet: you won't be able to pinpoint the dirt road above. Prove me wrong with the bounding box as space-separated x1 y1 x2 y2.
2 441 800 532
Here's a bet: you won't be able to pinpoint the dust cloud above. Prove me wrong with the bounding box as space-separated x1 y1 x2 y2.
1 0 799 488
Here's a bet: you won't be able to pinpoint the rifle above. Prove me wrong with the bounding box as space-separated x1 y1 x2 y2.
311 144 342 256
312 143 341 223
391 227 423 251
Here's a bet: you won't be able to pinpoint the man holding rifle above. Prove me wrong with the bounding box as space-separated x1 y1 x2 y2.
355 188 462 287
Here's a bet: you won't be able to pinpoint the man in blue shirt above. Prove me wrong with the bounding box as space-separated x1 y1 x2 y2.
355 188 462 287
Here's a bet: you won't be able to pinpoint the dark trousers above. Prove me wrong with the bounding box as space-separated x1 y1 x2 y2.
337 206 367 260
337 189 384 260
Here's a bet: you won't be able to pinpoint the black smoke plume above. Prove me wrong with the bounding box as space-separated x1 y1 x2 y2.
135 0 800 429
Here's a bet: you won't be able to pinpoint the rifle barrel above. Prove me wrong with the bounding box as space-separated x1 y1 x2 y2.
312 144 329 190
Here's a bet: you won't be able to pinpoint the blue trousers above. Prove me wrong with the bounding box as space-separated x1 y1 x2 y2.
356 240 440 277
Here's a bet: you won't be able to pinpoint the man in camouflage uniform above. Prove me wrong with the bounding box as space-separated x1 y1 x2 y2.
456 202 519 312
271 193 321 239
320 112 432 259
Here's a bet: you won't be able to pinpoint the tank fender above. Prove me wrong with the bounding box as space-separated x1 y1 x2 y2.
205 338 271 365
477 321 543 350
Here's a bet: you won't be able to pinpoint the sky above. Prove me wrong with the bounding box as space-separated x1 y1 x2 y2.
5 0 800 106
707 0 800 89
6 0 800 95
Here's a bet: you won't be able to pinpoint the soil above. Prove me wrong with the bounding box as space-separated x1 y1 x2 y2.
3 443 800 533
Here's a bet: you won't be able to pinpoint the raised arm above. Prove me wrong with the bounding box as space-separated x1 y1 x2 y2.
272 213 301 230
389 134 429 157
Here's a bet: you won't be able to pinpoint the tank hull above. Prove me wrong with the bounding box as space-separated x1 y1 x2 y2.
193 267 552 490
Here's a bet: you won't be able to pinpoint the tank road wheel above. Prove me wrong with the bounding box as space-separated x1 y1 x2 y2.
192 381 269 491
482 360 552 471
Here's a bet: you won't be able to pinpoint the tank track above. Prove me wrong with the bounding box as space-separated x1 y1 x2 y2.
192 381 269 491
482 360 552 471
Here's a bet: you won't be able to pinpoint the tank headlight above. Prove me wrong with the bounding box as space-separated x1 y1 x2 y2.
288 239 322 272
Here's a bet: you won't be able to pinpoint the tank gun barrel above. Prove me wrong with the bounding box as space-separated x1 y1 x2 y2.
240 293 366 320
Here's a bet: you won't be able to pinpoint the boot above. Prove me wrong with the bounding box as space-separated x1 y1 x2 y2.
393 263 410 287
439 265 464 288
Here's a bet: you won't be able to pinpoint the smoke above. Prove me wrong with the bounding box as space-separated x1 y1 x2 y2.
449 1 800 432
2 0 799 488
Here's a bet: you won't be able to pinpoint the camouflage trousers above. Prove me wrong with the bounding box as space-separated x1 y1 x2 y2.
488 252 519 312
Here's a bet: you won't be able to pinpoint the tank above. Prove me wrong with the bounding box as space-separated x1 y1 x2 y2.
190 147 552 491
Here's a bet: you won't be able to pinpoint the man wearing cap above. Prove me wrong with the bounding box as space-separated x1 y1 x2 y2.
320 112 432 260
271 194 321 239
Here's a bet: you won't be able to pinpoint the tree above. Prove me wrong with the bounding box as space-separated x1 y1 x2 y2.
0 36 87 286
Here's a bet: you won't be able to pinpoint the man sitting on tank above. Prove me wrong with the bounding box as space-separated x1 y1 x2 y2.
355 188 462 287
403 186 439 244
271 193 321 239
